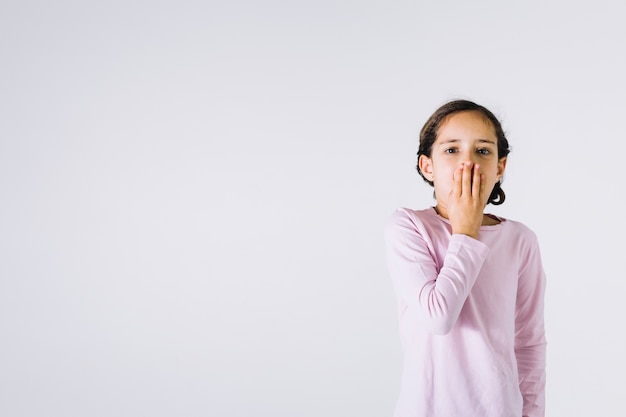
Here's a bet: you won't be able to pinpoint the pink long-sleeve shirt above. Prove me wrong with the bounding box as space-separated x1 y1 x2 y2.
385 207 546 417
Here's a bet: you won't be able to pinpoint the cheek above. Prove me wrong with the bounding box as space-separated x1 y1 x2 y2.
432 167 454 192
433 161 454 176
482 164 500 180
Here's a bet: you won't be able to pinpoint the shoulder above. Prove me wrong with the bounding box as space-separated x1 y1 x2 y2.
497 216 543 254
385 207 434 232
384 207 446 246
495 218 547 280
501 217 539 240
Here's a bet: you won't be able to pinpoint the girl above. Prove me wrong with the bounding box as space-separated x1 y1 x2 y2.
384 100 546 417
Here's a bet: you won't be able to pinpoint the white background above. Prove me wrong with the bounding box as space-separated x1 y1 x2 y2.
1 1 625 416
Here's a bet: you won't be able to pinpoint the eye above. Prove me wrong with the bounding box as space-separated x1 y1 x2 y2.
444 148 457 154
477 148 491 155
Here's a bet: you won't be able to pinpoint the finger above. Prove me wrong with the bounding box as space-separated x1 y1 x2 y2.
479 174 487 205
452 162 463 196
462 161 472 196
472 163 481 198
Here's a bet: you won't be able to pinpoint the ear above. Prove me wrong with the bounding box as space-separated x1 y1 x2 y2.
497 157 507 181
418 154 434 182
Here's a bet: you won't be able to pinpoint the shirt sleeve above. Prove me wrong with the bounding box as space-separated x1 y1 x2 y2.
515 234 547 417
384 209 490 335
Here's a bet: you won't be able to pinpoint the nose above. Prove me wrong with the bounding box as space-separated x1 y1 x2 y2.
460 149 478 164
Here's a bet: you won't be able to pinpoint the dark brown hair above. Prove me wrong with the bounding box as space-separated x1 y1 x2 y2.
416 99 511 205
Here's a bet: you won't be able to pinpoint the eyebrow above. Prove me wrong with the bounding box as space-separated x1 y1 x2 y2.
437 139 497 145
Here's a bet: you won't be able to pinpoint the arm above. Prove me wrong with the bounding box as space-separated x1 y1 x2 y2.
515 236 547 417
384 209 489 334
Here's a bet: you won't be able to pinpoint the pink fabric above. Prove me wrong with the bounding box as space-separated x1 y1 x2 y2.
385 207 546 417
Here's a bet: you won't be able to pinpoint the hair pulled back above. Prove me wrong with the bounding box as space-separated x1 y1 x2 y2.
416 99 511 205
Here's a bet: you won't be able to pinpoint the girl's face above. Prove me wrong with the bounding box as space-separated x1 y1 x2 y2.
418 110 507 215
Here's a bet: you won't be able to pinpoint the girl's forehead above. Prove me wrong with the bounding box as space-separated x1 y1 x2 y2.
437 111 496 138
